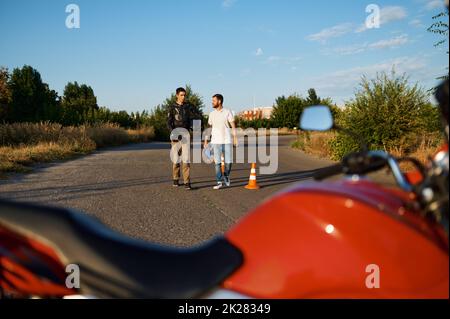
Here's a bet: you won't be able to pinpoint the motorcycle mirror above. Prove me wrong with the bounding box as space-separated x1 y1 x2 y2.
299 105 334 131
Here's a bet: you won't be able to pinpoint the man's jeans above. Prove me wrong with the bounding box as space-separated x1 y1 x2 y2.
213 144 232 183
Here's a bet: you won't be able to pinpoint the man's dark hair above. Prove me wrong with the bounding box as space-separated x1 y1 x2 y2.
176 87 186 95
213 94 224 105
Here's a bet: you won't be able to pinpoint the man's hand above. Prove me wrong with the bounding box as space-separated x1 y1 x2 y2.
233 137 239 148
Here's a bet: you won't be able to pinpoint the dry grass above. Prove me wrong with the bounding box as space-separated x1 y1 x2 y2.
125 127 156 144
303 131 336 159
291 131 336 159
0 122 155 176
0 141 95 174
387 132 444 171
292 131 444 171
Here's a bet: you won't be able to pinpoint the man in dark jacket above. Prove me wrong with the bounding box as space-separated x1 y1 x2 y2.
167 87 192 190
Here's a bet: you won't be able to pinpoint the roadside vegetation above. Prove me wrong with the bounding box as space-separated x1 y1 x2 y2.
290 72 445 171
235 70 443 171
0 65 160 176
292 131 443 171
0 122 154 176
0 64 210 176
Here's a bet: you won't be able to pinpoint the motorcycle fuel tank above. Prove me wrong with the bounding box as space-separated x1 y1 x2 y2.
223 179 449 299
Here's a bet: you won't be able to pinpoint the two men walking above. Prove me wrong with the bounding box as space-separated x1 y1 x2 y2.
167 88 237 190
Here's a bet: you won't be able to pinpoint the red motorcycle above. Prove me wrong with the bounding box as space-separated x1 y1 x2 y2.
0 81 448 299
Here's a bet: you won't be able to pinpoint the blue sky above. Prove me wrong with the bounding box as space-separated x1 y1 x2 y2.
0 0 448 113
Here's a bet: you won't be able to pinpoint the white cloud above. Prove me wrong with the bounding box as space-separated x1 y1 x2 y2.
255 48 264 56
310 6 408 41
222 0 237 8
306 23 353 43
425 0 445 11
409 19 425 28
310 56 429 102
356 6 407 33
326 43 368 56
368 34 409 49
264 55 302 65
380 6 408 24
324 34 409 56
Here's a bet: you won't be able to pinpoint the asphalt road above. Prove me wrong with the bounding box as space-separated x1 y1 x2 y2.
0 136 386 247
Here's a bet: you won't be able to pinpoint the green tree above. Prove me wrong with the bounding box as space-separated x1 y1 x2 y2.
330 71 440 160
41 85 61 122
61 81 98 125
428 10 449 84
272 89 334 128
0 67 12 122
8 65 60 123
149 105 170 140
110 110 133 128
94 107 112 123
271 95 305 129
236 118 272 129
133 110 153 128
306 88 320 105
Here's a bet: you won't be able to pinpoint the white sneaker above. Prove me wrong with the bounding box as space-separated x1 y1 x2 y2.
213 182 223 190
224 177 231 187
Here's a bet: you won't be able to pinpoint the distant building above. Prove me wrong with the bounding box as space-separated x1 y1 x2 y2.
238 107 273 120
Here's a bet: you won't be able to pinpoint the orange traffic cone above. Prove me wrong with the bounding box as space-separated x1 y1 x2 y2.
245 163 260 190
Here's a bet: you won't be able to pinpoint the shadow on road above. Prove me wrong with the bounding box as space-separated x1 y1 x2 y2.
0 168 323 202
0 176 172 202
95 142 171 153
191 169 320 190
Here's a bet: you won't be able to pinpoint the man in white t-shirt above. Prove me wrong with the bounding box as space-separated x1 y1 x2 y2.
204 94 238 190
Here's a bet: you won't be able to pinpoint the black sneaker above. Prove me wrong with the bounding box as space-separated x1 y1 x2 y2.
184 183 192 190
173 180 180 187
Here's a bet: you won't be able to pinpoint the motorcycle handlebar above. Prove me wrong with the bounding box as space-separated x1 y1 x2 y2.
313 151 414 192
313 163 344 181
366 151 414 192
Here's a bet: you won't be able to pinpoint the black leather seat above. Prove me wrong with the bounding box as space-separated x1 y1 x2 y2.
0 199 243 298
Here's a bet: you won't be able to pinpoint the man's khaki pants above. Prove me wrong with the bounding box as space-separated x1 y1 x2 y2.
170 141 190 184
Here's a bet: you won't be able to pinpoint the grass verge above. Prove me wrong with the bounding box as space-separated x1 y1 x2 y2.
291 131 444 172
0 123 155 177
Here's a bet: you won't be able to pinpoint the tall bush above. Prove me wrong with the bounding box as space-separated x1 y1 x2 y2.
330 71 441 160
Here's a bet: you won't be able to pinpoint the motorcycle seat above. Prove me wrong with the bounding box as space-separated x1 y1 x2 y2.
0 199 243 298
